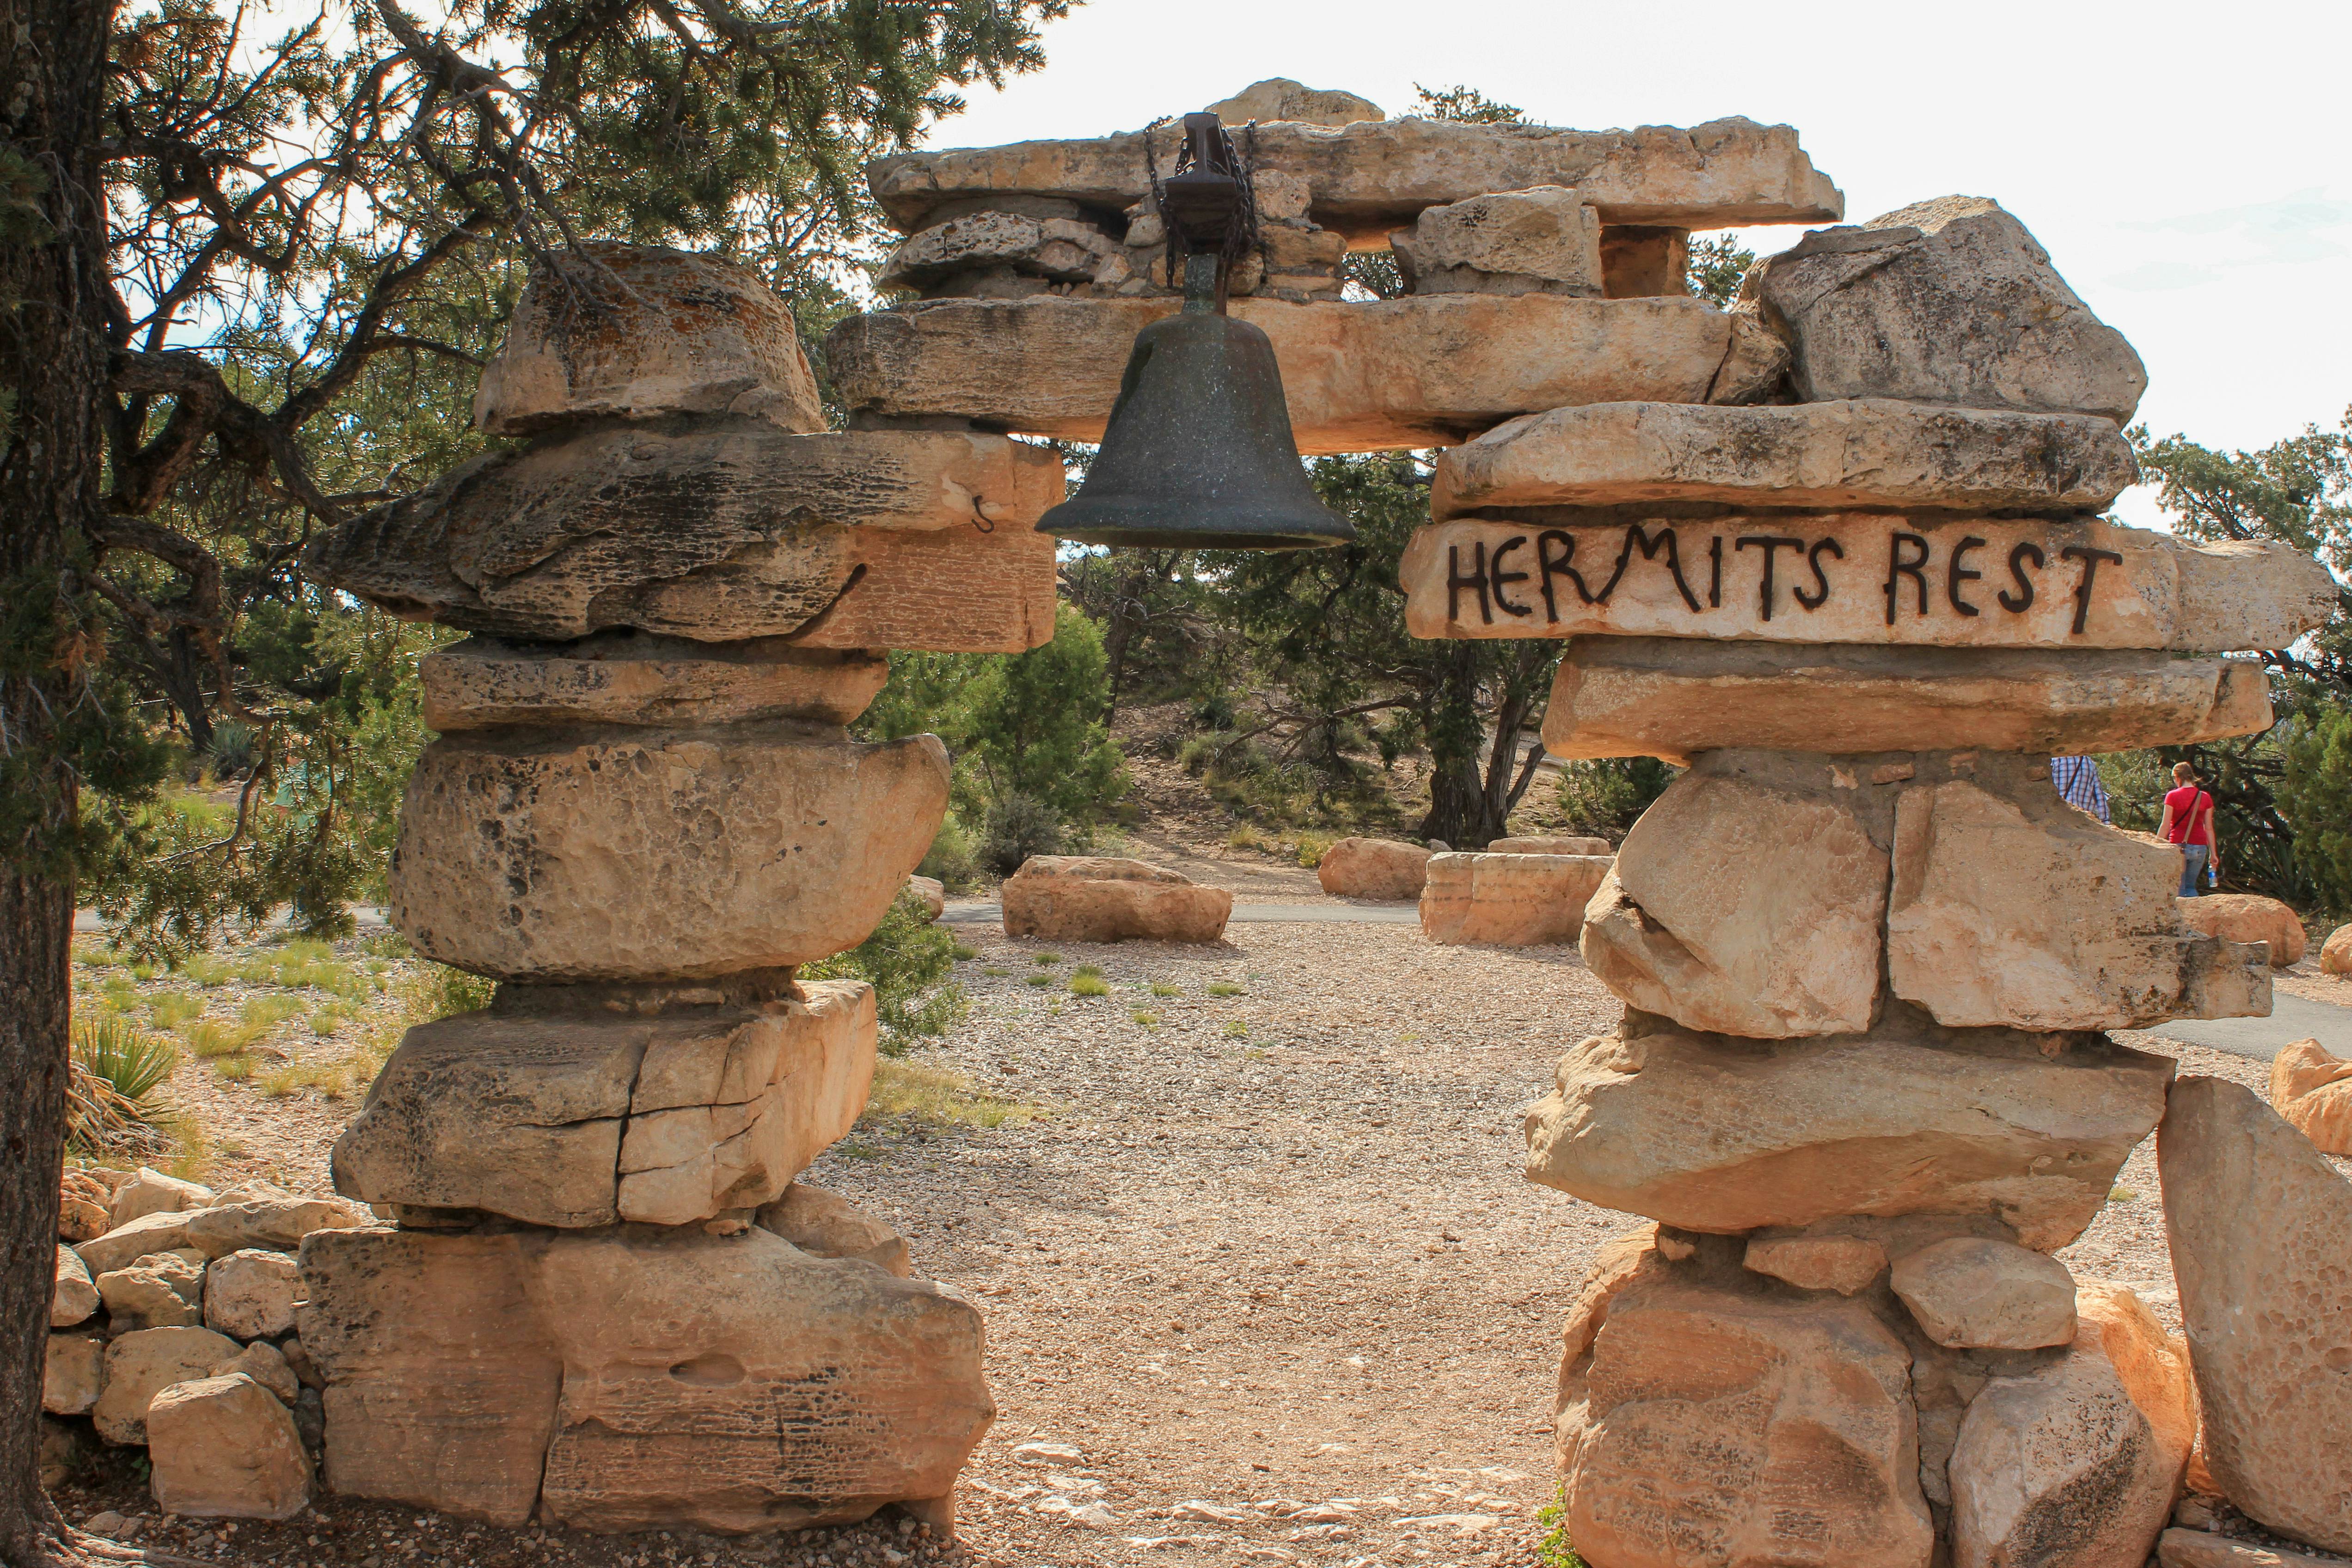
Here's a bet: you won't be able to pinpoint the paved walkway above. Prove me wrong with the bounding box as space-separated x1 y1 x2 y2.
2142 990 2352 1062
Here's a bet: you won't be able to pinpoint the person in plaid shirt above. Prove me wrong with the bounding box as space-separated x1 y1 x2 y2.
2050 755 2110 823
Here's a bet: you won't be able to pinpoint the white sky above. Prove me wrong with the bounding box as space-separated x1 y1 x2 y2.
924 0 2352 529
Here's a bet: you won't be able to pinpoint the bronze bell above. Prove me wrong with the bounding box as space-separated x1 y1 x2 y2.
1037 114 1352 552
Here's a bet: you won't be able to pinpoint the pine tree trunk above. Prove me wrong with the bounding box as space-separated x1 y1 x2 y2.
1 0 116 1556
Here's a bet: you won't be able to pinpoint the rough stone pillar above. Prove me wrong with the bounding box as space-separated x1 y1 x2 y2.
296 243 1065 1532
1390 197 2336 1568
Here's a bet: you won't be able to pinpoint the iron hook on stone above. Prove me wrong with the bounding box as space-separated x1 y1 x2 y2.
1036 111 1353 551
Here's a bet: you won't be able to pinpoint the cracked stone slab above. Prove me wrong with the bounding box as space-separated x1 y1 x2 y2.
331 983 876 1228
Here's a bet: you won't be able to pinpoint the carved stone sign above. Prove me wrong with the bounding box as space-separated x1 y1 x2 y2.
1400 514 2335 653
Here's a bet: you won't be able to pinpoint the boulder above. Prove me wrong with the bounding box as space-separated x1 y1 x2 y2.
868 116 1841 239
1001 857 1232 944
422 637 889 731
181 1196 367 1256
75 1208 201 1275
301 1223 990 1532
1889 1237 2077 1349
93 1325 240 1445
2076 1279 2198 1483
1421 852 1611 946
755 1182 915 1277
1487 835 1612 856
2322 923 2352 974
1887 772 2271 1030
334 984 876 1228
390 728 948 981
474 243 822 435
109 1167 214 1228
220 1340 300 1404
299 1228 560 1526
306 425 1063 650
2269 1038 2352 1155
1581 765 1884 1036
1314 837 1431 900
1748 196 2146 422
53 1244 97 1327
146 1373 312 1519
203 1250 300 1341
1558 1271 1932 1568
96 1249 206 1332
1526 1023 2172 1250
57 1171 110 1242
2176 894 2306 967
1740 1233 1886 1295
2157 1531 2350 1568
1432 398 2140 515
1208 78 1384 127
2158 1077 2352 1553
906 875 946 921
1391 186 1604 297
826 294 1789 456
1948 1289 2189 1568
1544 640 2272 763
44 1330 105 1415
1403 514 2336 654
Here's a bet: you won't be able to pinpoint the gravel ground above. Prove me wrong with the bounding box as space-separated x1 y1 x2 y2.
59 918 2352 1568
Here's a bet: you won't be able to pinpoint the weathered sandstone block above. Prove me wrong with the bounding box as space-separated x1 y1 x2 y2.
1889 1238 2077 1349
756 1182 915 1277
1391 186 1603 296
299 1229 559 1526
878 210 1121 294
220 1340 300 1404
1582 767 1885 1035
182 1196 367 1256
1525 1022 2172 1250
475 244 822 435
1403 514 2336 653
2158 1077 2352 1554
110 1167 214 1228
391 728 947 981
1598 227 1688 297
782 518 1059 653
1433 399 2138 515
307 425 1063 649
906 875 946 921
1420 852 1611 946
146 1373 312 1519
423 637 888 731
1750 196 2146 421
97 1249 205 1331
1558 1271 1932 1568
826 294 1786 455
1887 775 2270 1029
2157 1532 2349 1568
334 985 875 1227
1487 835 1612 855
1544 640 2272 763
2269 1038 2352 1155
201 1250 300 1341
2322 923 2352 974
528 1225 992 1532
76 1209 201 1275
1740 1233 1886 1295
93 1325 241 1445
44 1331 104 1415
868 116 1842 239
1315 837 1431 900
1208 78 1384 128
1001 857 1232 944
52 1244 96 1327
2176 893 2307 967
1948 1290 2188 1568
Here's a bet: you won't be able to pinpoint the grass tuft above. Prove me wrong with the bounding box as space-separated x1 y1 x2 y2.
1070 974 1110 997
1207 982 1245 998
1025 973 1055 989
1131 1010 1159 1027
1032 952 1062 966
1150 982 1181 998
861 1060 1040 1130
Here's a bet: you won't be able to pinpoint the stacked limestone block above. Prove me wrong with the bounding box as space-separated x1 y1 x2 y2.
1396 198 2339 1568
300 244 1064 1532
828 88 1841 453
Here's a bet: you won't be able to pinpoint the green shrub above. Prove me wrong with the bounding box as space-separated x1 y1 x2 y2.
68 1016 180 1155
917 811 984 893
803 892 969 1049
978 792 1064 876
1295 832 1335 868
2278 706 2352 916
1554 758 1675 837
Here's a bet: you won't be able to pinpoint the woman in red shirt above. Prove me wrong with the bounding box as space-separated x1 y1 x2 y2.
2158 761 2218 898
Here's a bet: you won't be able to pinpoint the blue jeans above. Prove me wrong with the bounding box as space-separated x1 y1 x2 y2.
2179 843 2210 897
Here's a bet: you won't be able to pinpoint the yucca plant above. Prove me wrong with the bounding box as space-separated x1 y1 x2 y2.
67 1016 181 1156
